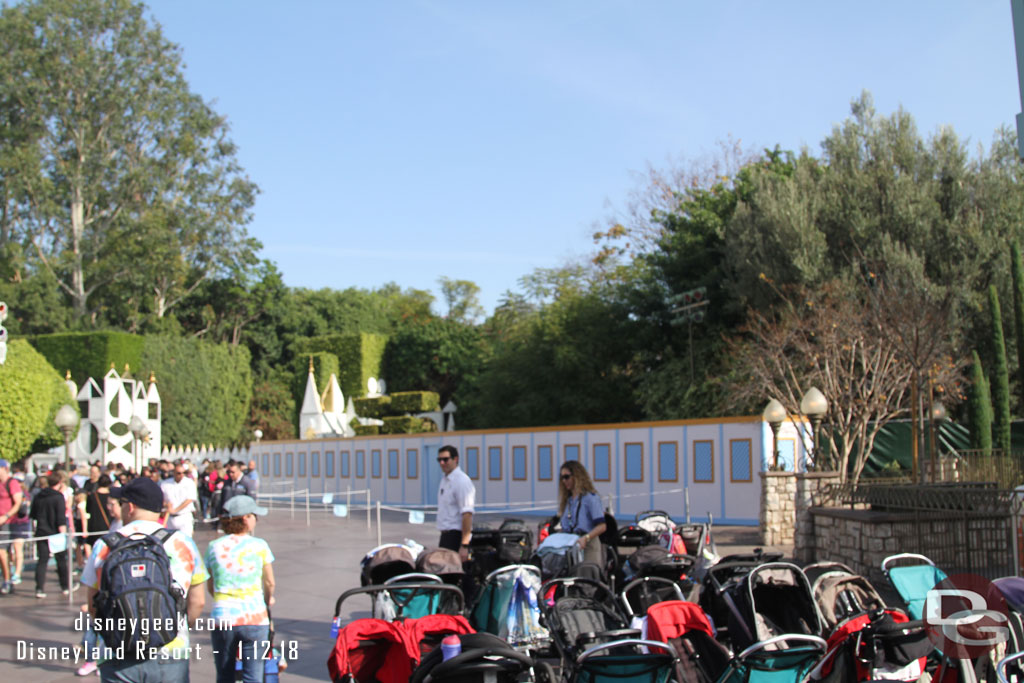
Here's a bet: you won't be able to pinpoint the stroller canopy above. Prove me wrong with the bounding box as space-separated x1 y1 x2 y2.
416 549 464 579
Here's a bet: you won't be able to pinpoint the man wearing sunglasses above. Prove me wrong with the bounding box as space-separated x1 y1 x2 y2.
435 446 474 561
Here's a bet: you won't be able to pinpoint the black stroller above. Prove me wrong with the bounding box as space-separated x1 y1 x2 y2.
409 632 552 683
621 545 699 602
720 562 824 652
698 550 784 647
539 576 676 683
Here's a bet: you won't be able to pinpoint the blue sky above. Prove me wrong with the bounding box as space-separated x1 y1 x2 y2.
151 1 1020 315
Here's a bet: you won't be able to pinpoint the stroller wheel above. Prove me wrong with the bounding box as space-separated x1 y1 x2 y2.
534 660 558 683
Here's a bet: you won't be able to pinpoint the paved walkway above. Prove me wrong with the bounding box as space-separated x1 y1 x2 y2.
0 507 789 682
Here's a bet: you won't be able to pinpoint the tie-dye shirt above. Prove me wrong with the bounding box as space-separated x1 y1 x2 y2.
81 519 208 660
205 534 274 626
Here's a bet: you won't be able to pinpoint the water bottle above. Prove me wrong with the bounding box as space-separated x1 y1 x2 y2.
440 635 461 661
331 616 342 639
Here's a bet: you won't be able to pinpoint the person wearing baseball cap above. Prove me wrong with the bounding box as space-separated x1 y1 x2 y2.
0 458 24 595
205 494 276 682
81 473 208 678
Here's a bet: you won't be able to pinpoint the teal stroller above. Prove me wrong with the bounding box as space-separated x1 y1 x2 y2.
716 634 827 683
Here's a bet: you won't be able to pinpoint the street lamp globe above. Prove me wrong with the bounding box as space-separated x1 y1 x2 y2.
800 387 829 471
55 404 78 433
253 428 263 443
763 399 786 470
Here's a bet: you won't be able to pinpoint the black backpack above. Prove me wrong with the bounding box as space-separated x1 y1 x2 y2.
497 518 532 564
95 528 186 657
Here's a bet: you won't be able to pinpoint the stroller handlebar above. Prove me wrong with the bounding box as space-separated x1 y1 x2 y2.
484 564 541 583
575 639 675 664
735 634 827 661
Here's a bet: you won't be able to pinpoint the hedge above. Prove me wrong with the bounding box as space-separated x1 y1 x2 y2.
293 333 387 400
390 391 440 413
381 415 435 434
139 336 252 447
0 339 79 461
353 424 380 436
353 396 391 419
30 331 144 388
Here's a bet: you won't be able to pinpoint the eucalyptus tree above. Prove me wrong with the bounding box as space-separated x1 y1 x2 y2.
0 0 258 322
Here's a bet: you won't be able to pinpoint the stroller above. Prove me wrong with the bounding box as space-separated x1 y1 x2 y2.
327 614 473 683
416 548 465 587
538 577 640 661
718 635 828 683
804 562 887 634
469 564 550 650
719 562 823 652
333 578 465 626
620 577 689 620
991 577 1024 683
621 545 699 601
534 532 585 581
361 544 419 586
698 550 784 647
636 510 680 549
808 608 933 683
409 631 550 683
467 519 534 599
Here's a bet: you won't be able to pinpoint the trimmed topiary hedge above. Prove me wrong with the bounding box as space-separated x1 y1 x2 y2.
30 331 144 388
293 333 387 399
390 391 440 413
353 424 380 436
381 415 435 434
0 339 79 461
139 336 252 447
353 396 391 418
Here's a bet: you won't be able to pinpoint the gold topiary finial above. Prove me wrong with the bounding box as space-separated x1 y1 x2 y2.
65 369 71 380
309 355 314 373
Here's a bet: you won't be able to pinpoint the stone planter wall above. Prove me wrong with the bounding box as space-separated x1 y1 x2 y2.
793 471 842 564
760 471 796 546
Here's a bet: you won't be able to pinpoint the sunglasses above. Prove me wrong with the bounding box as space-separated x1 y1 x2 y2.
560 474 572 481
437 457 451 463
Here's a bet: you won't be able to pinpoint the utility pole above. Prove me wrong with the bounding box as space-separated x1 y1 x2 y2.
1012 0 1024 157
669 287 710 384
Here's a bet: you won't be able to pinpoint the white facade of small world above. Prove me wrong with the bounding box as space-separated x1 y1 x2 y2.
73 366 161 470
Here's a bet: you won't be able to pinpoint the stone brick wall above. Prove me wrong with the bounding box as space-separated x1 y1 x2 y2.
793 472 842 564
760 472 796 546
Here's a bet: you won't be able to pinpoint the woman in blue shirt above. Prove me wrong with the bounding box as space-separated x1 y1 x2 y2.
557 461 606 564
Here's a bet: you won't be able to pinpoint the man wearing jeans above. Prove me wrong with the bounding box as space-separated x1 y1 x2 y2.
435 445 475 561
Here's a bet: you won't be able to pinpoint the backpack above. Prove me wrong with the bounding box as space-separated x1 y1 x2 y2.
94 528 186 657
497 519 532 564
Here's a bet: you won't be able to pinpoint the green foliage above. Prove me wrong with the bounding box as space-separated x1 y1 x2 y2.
438 277 485 323
29 332 144 388
381 416 434 434
382 319 485 419
0 340 78 461
1013 242 1024 410
989 286 1012 453
968 350 993 453
353 425 379 436
246 370 296 441
352 396 391 419
0 0 259 321
390 391 441 413
139 336 252 446
294 333 388 399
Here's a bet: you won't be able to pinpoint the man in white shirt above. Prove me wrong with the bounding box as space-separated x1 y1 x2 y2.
435 445 475 561
161 463 198 537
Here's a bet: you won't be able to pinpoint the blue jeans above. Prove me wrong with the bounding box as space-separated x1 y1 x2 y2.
99 656 190 682
210 623 270 683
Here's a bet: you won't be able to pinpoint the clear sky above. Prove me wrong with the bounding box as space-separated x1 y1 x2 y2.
150 1 1020 316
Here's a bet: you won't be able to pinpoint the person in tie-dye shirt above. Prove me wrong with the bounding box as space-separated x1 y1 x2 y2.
205 495 276 683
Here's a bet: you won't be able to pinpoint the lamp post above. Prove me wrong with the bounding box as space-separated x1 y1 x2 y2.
253 428 263 443
763 399 787 470
801 387 829 471
129 415 149 475
929 400 947 482
54 404 77 607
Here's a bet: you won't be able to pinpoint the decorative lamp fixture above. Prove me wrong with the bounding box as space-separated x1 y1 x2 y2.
800 387 829 470
253 428 263 443
762 399 787 470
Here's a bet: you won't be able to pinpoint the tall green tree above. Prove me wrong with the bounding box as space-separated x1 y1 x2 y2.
989 285 1013 453
0 0 258 322
1012 242 1024 408
968 350 993 453
438 277 484 324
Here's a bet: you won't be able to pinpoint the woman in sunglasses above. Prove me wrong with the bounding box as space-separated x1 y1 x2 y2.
557 461 606 564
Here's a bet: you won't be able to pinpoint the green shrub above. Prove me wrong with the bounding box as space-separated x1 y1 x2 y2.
390 391 440 413
381 415 435 434
353 396 391 418
139 336 252 447
293 333 387 399
0 339 79 461
30 331 144 387
353 424 380 436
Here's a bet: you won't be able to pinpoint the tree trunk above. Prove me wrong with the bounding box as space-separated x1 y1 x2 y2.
70 185 87 317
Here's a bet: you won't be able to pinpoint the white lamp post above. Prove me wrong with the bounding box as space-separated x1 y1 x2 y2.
54 404 77 606
763 399 787 470
129 415 149 475
800 387 829 471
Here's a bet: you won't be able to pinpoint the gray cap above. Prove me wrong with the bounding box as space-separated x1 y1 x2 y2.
223 495 268 518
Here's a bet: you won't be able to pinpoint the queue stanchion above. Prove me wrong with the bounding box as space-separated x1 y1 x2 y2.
290 489 295 520
305 490 310 527
346 488 351 525
376 501 382 547
366 490 370 530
